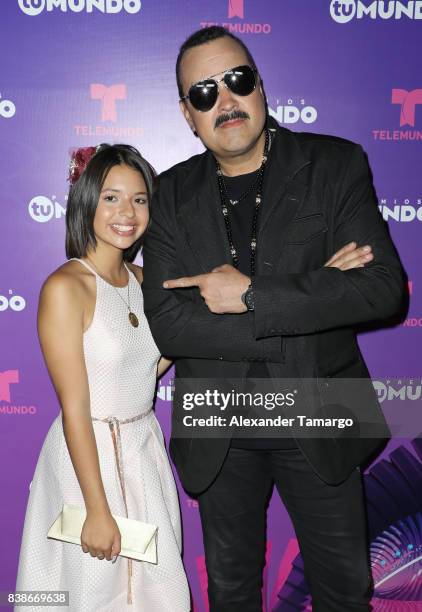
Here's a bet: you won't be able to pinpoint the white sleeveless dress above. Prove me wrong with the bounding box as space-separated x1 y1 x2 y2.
15 260 190 611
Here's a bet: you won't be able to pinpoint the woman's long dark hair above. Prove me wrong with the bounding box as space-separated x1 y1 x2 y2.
65 144 156 262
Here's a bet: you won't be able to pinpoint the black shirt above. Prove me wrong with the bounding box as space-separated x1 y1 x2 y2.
222 169 298 450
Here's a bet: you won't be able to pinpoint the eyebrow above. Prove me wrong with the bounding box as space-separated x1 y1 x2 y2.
100 188 148 195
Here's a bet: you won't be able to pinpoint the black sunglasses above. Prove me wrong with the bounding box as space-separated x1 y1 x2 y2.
180 64 258 112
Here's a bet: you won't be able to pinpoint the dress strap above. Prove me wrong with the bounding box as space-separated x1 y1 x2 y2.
68 258 99 277
123 262 141 287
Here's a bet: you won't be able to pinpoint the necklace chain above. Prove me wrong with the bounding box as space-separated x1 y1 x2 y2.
215 128 270 277
222 167 263 206
85 258 139 328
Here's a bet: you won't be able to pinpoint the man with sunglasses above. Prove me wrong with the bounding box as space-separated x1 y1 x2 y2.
143 26 405 612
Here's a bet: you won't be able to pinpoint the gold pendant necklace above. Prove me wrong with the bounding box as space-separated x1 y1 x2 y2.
85 258 139 328
128 311 139 328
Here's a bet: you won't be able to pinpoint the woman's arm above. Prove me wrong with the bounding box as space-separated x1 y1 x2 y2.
38 271 120 560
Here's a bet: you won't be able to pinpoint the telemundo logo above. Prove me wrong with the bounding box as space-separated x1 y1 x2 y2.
0 94 16 119
28 195 66 223
378 200 422 222
0 292 26 312
330 1 422 23
269 104 317 125
18 0 141 16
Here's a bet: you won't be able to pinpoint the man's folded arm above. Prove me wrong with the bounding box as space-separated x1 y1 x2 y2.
252 144 406 339
142 188 282 361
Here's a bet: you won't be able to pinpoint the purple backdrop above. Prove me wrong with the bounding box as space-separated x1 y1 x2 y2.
1 1 421 610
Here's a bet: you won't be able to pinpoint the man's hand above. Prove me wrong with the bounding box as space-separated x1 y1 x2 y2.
324 241 373 270
163 264 249 314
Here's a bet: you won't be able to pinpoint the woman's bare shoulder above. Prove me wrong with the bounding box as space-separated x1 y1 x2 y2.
40 260 94 304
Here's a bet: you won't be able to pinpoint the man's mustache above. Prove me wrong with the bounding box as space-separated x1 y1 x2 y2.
214 110 250 129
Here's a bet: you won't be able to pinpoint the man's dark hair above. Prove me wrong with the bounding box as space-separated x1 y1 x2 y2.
176 26 257 99
65 144 156 262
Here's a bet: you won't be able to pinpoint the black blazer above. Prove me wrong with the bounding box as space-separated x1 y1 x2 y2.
142 118 406 494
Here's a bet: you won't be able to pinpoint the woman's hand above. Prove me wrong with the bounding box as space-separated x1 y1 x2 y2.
81 510 121 562
324 241 373 271
157 356 173 378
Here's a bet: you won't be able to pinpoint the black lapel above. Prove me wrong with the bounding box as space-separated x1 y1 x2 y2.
256 122 311 275
176 150 232 273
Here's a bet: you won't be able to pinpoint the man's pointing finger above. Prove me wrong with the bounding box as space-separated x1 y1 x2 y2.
163 274 205 289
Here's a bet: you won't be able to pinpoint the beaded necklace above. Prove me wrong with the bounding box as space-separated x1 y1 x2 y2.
215 128 270 276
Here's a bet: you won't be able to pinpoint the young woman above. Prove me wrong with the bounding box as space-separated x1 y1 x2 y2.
15 145 191 611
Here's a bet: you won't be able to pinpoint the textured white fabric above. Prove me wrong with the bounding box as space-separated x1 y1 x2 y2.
15 259 190 611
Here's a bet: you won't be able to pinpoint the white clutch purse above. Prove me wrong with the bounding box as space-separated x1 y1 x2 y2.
47 504 158 563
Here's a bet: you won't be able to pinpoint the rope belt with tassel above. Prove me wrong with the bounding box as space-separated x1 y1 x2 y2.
91 408 153 605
